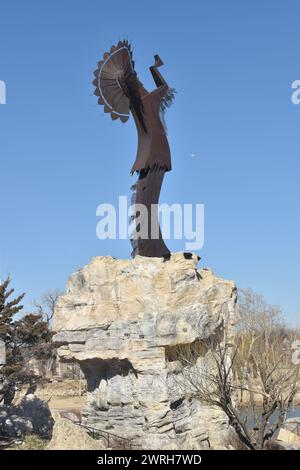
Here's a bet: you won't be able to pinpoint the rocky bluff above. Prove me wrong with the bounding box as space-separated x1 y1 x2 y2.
53 253 238 449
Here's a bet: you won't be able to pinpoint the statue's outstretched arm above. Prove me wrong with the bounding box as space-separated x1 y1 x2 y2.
149 55 168 89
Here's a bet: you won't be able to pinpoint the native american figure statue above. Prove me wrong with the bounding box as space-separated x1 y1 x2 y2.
93 40 175 258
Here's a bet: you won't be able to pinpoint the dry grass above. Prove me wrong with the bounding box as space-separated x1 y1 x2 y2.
14 434 49 450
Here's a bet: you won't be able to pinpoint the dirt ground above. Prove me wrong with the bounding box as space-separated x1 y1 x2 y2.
46 396 86 413
15 379 87 414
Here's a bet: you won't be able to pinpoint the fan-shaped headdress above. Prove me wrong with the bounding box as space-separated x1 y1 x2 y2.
93 40 146 131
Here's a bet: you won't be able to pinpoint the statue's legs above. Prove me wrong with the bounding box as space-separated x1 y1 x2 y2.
130 168 170 258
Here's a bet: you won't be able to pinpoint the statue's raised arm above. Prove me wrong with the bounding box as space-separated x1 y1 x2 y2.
149 55 168 88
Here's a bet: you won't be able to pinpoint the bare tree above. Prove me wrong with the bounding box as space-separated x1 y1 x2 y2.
33 289 62 325
32 290 63 379
169 291 300 450
172 338 299 449
32 290 82 381
235 289 299 393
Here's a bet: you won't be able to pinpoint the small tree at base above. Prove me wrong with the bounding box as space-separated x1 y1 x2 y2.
0 277 52 405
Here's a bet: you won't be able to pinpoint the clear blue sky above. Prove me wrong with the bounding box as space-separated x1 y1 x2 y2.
0 0 299 325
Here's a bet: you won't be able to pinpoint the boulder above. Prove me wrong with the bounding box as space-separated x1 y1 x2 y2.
282 417 300 436
0 394 53 439
19 394 54 439
47 414 106 450
0 407 33 438
275 428 300 449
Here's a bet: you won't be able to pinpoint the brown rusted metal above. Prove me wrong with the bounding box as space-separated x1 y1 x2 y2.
94 41 175 258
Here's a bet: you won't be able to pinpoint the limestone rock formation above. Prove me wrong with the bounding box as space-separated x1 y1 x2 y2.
53 252 238 449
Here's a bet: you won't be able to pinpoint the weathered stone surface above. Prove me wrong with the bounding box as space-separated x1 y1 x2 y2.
274 428 300 450
47 413 106 450
282 417 300 436
53 253 238 449
19 394 54 439
0 409 33 438
0 394 53 439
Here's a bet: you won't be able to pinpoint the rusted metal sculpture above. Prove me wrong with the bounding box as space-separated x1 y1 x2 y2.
93 40 175 258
